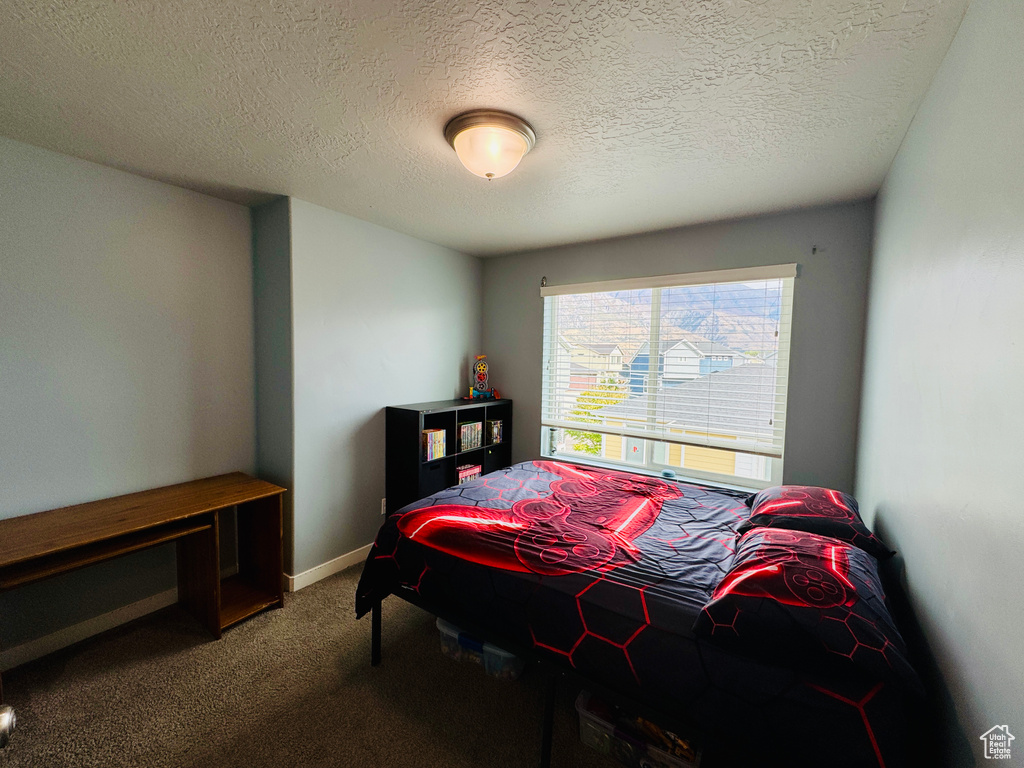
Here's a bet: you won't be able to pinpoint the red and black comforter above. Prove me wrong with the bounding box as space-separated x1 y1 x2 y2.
356 460 916 767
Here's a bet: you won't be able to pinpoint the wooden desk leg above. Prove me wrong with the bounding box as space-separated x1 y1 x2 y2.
176 521 221 639
237 496 284 606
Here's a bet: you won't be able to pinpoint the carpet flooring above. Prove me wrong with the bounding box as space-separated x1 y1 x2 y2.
0 565 636 768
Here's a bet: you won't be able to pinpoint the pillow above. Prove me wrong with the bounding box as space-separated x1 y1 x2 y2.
739 485 895 560
694 528 920 692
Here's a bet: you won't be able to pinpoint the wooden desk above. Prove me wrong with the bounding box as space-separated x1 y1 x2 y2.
0 473 286 700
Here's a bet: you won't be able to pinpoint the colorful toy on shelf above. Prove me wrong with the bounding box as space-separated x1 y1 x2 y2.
472 355 489 393
466 355 498 400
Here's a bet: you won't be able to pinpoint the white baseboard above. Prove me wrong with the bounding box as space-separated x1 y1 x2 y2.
0 587 179 672
285 543 373 592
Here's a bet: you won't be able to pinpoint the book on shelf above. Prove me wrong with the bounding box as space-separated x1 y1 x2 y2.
422 428 446 461
458 421 483 452
457 464 482 484
487 419 503 444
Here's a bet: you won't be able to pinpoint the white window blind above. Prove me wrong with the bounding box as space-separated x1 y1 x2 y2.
540 265 796 485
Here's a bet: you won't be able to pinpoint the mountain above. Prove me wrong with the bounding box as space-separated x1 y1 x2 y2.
610 282 782 319
554 283 782 356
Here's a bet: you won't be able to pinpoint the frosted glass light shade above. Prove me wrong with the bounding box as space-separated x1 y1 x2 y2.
452 126 528 179
444 111 536 180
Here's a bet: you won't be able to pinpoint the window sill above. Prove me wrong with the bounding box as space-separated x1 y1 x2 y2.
539 451 767 494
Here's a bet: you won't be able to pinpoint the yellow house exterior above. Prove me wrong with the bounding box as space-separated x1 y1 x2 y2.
600 422 738 475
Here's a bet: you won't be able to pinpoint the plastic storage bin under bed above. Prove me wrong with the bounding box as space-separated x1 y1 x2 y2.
576 690 701 768
435 618 526 680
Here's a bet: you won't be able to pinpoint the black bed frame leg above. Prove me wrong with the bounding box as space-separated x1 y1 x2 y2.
539 670 557 768
371 600 382 667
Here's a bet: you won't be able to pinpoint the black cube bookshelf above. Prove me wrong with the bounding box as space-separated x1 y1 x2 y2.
385 398 513 515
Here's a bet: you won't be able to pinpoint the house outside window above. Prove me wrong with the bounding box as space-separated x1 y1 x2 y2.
623 435 646 464
540 265 796 489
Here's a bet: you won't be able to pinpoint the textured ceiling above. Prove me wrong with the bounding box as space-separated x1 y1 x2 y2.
0 0 969 255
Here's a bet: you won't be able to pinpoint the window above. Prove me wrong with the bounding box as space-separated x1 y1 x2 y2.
540 265 796 489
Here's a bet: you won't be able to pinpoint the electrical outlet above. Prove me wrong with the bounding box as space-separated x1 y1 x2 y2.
381 498 387 516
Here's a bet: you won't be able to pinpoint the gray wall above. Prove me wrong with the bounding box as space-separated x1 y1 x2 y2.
482 202 873 492
0 137 255 648
252 198 296 573
857 0 1024 761
288 198 482 574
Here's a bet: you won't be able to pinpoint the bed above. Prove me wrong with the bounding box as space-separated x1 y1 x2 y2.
356 460 918 767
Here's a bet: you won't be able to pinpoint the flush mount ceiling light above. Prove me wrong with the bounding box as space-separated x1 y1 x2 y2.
444 110 536 180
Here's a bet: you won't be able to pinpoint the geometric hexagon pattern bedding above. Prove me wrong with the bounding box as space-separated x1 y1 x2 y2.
356 461 918 767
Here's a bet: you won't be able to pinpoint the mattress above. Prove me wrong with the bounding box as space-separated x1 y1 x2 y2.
356 460 913 767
